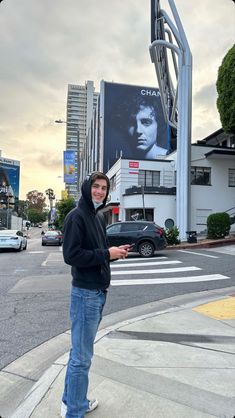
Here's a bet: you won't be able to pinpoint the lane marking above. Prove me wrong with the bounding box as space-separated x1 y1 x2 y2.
205 245 235 256
41 255 49 266
178 250 218 259
111 260 181 268
111 266 201 275
41 252 63 266
111 274 230 286
28 251 45 254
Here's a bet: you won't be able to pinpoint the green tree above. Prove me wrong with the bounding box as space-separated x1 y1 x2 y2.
26 190 46 212
54 198 75 231
27 208 48 224
216 44 235 134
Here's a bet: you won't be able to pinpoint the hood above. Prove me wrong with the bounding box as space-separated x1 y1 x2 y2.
80 172 110 212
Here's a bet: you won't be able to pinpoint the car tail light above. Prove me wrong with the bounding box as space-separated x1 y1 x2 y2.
10 237 19 240
156 228 164 237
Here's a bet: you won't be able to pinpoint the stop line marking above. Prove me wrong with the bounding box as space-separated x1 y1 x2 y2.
111 266 201 275
178 250 218 258
111 274 230 286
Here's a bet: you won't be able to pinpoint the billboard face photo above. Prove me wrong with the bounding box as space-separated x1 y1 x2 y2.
102 82 175 172
0 159 20 210
64 151 76 184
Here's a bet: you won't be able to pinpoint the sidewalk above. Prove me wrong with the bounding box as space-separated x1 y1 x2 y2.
167 233 235 250
9 286 235 418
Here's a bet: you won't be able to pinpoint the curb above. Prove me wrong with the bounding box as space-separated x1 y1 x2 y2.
167 236 235 250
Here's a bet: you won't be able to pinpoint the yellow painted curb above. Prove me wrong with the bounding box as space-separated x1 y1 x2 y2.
193 297 235 320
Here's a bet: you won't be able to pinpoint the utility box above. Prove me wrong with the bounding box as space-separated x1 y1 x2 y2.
186 231 197 243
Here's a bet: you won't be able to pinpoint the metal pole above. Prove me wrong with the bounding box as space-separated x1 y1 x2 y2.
149 0 192 241
142 186 146 220
7 195 9 229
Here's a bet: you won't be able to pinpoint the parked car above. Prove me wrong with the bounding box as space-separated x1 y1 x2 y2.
0 229 27 251
106 221 167 257
41 230 63 246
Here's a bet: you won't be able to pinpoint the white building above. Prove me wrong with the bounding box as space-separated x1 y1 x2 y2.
65 81 99 200
103 134 235 235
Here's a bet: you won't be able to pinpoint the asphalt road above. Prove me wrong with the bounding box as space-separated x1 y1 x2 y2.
0 227 234 370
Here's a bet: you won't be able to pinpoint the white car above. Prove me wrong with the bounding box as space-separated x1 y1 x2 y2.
0 229 27 251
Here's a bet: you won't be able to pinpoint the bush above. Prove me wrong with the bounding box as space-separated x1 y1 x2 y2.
207 212 231 239
164 226 180 245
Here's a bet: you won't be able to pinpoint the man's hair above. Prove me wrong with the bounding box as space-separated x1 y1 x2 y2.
90 171 109 186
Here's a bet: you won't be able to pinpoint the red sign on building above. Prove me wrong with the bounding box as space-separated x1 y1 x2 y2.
129 161 139 168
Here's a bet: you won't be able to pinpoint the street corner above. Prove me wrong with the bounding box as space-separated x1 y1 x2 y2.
192 295 235 320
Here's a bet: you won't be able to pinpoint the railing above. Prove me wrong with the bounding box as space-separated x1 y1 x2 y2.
225 207 235 225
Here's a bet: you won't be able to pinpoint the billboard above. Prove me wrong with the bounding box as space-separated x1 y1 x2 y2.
0 157 20 211
63 151 76 184
102 82 176 173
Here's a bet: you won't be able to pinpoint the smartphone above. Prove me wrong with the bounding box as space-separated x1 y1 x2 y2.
128 243 135 251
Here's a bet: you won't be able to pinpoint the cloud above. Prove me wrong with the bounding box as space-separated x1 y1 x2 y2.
0 0 234 198
193 83 218 108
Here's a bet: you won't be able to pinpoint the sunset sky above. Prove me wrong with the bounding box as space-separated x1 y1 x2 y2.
0 0 234 200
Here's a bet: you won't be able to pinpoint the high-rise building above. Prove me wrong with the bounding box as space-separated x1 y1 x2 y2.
65 81 99 200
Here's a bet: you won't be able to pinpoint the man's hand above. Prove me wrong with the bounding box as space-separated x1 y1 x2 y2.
109 246 128 260
118 244 131 251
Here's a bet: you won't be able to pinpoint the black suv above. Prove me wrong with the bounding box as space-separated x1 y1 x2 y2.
106 221 167 257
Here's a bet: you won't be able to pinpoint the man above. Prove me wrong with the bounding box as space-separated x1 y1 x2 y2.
127 103 168 159
61 172 130 418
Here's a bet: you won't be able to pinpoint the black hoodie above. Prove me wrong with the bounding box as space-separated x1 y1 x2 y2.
63 173 111 290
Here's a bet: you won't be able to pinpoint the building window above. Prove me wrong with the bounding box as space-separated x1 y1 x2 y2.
126 208 154 221
138 170 160 187
228 168 235 187
191 167 211 185
110 174 116 191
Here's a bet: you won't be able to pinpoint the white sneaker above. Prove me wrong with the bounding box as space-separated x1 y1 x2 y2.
61 399 98 417
60 401 66 418
87 399 99 413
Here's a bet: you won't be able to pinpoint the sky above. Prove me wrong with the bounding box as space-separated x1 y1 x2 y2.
0 0 234 200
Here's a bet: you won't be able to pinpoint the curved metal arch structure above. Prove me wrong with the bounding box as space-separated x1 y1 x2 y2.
150 0 192 241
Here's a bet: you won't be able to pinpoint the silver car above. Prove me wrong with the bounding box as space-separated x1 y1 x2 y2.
0 229 27 251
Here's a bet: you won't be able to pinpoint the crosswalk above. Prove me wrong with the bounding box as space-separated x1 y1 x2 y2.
39 248 232 287
110 256 230 286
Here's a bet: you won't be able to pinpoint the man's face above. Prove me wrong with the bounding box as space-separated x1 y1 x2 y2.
91 179 108 203
128 105 158 152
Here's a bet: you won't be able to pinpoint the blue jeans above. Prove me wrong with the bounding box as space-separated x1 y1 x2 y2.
62 286 107 418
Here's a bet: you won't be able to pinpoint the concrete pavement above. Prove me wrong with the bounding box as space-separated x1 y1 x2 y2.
5 286 235 418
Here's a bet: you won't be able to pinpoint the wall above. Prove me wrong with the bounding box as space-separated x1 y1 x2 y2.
190 146 235 232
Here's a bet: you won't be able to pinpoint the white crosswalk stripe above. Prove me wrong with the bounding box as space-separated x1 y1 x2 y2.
111 260 181 268
111 274 230 286
111 266 201 275
110 255 230 286
114 256 167 263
